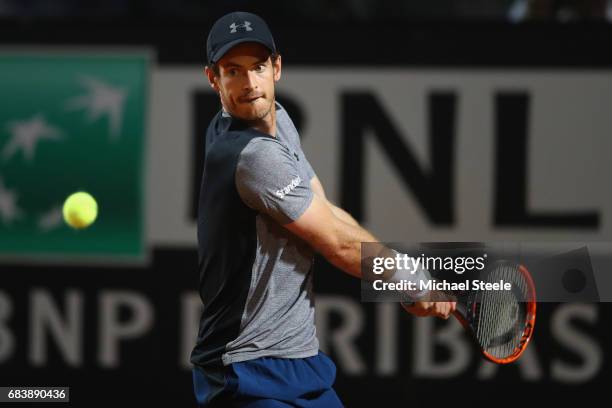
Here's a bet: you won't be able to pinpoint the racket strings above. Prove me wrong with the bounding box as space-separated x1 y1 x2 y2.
473 262 530 359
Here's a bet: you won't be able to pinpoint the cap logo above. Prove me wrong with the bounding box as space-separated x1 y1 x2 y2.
229 21 253 33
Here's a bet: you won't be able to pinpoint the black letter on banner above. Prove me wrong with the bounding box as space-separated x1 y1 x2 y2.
341 92 455 224
494 92 599 228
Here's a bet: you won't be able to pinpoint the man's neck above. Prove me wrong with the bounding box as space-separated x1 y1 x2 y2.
222 102 277 137
247 102 276 137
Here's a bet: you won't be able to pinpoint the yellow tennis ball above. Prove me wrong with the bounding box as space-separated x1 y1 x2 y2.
63 191 98 229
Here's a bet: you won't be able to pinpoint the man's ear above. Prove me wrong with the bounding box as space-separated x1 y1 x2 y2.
204 66 220 93
273 55 282 82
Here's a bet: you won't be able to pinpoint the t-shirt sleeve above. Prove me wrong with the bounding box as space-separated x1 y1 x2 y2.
235 138 314 225
276 102 317 181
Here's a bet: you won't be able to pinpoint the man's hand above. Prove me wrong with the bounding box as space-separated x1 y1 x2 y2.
401 291 457 319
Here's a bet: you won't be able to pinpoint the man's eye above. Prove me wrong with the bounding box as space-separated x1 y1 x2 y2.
254 64 265 72
228 69 238 76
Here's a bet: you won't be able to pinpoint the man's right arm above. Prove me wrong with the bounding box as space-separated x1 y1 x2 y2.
285 193 375 279
284 193 456 319
310 175 361 228
235 138 455 318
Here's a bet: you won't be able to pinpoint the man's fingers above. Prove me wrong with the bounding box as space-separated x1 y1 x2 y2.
437 303 449 319
440 304 448 319
402 301 456 319
434 301 454 319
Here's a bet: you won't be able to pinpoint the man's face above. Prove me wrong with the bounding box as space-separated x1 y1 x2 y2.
207 42 281 122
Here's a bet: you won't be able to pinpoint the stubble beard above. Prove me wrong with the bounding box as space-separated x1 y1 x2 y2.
243 97 274 126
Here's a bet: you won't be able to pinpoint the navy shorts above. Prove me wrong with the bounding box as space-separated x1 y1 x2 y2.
192 351 343 407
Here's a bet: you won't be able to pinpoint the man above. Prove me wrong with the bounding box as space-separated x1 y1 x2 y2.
192 11 456 407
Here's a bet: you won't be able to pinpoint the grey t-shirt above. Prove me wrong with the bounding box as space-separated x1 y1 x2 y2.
222 104 319 365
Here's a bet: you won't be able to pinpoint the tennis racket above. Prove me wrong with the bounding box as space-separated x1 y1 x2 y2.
452 260 536 364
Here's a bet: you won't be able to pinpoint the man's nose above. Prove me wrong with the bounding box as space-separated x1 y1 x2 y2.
243 70 258 91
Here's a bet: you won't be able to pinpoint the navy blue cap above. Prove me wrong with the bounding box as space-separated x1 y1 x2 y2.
206 12 277 64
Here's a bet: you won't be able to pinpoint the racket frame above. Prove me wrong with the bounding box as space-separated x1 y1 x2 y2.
453 264 537 364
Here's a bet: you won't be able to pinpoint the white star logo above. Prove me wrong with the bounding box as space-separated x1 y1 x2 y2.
2 114 63 162
65 76 127 141
0 177 23 225
38 205 63 232
229 21 252 33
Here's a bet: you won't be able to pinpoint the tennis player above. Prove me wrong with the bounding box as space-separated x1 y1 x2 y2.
191 11 456 407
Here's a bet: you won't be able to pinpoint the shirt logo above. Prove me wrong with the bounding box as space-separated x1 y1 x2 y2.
275 176 301 199
229 21 253 33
